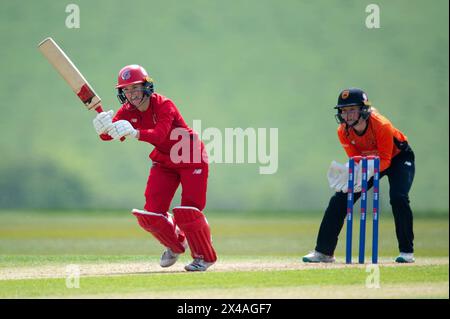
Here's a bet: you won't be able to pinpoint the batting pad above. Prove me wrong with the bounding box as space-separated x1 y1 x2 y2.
173 206 217 262
132 209 186 254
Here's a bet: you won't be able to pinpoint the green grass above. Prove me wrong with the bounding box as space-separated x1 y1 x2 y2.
0 210 448 298
0 210 448 257
0 265 447 298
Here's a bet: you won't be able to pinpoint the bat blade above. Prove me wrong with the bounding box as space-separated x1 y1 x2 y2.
38 37 103 112
38 37 125 141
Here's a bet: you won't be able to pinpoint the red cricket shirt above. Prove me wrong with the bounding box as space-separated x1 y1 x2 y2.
100 93 207 168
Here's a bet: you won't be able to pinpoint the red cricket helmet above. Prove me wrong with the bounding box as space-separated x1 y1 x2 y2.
116 64 151 88
116 65 154 104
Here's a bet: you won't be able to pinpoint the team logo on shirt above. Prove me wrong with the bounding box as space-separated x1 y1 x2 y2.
121 70 131 80
342 90 350 99
131 118 137 123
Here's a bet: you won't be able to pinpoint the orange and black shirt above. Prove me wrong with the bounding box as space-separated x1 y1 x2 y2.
337 111 409 172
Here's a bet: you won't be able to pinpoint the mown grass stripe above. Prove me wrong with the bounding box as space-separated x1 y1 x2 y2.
0 265 447 298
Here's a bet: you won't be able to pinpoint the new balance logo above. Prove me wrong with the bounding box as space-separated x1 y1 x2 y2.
193 169 203 175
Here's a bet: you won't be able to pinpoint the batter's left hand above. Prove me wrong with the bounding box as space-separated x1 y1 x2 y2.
107 120 138 140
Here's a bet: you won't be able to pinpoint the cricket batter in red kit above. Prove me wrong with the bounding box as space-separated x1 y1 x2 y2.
92 65 217 271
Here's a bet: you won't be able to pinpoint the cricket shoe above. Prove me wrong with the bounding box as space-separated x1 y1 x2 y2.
395 252 415 263
160 240 188 268
302 250 336 263
184 258 215 272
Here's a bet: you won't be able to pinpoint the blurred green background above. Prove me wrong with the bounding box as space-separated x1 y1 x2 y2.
0 0 448 213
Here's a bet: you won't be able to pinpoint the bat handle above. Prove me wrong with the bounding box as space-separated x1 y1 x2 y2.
94 105 125 142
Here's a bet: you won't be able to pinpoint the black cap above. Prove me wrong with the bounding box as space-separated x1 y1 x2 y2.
335 88 371 109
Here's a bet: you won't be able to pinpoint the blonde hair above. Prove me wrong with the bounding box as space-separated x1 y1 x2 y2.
369 106 379 114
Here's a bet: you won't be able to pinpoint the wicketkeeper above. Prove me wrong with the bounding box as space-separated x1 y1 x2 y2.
92 65 217 271
303 88 416 263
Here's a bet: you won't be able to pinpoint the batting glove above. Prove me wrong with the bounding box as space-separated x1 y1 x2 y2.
93 110 114 135
107 120 138 140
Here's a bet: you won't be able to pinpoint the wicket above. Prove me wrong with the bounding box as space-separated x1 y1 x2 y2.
345 155 380 264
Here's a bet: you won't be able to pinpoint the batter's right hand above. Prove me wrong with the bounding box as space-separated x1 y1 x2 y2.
93 110 114 135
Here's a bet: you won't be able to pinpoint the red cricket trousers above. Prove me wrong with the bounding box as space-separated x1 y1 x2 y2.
143 162 208 213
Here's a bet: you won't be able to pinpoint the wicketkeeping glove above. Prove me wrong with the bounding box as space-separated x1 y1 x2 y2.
327 160 365 193
341 162 362 193
93 110 114 135
107 120 138 140
352 160 375 193
337 159 376 193
327 160 346 190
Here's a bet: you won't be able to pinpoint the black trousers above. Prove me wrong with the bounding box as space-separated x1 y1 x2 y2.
315 149 415 255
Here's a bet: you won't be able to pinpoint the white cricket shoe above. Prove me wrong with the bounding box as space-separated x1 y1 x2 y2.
184 258 215 272
302 250 336 263
160 248 181 268
395 252 415 263
160 240 188 268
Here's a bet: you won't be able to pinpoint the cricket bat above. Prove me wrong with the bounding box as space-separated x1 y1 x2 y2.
38 37 124 140
38 37 103 112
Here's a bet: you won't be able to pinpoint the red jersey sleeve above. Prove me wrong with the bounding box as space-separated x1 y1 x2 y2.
138 100 175 145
